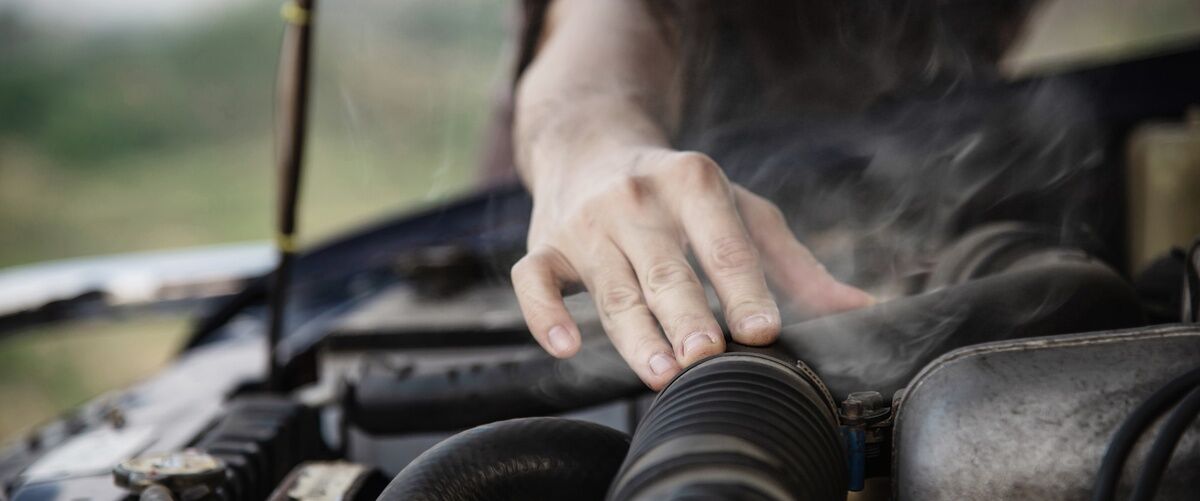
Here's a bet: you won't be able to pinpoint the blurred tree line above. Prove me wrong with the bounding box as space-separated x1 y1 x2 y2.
0 4 278 167
0 1 506 268
0 0 507 441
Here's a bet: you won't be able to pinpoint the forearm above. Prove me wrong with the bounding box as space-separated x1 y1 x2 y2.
513 0 678 193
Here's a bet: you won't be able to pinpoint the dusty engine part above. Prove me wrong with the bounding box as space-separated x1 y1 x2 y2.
779 243 1143 399
112 450 226 500
191 396 326 500
608 353 846 501
893 324 1200 500
840 391 892 492
344 337 642 434
344 241 1141 434
378 417 629 501
266 462 387 501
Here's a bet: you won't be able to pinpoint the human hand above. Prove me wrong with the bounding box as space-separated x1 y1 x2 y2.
511 148 874 389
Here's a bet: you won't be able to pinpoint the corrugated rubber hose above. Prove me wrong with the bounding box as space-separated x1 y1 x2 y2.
608 353 847 500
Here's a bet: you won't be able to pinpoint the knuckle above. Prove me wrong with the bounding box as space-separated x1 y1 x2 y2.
608 175 653 206
598 283 645 317
710 236 759 273
510 259 541 292
665 313 705 336
512 275 554 315
510 255 535 280
566 205 603 232
632 334 666 356
513 276 546 304
761 202 787 227
667 152 726 193
729 300 773 317
738 189 787 227
644 259 697 296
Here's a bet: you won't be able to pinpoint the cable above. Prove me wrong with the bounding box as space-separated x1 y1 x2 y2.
1128 385 1200 501
1091 366 1200 501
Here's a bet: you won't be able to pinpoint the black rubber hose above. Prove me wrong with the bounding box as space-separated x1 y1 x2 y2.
1129 385 1200 501
377 417 630 501
608 353 846 501
346 341 641 434
1091 366 1200 501
780 253 1143 398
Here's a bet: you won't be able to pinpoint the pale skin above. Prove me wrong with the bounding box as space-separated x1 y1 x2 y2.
511 0 875 390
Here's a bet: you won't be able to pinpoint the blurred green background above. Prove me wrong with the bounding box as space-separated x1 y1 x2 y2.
0 0 507 440
1 0 1198 442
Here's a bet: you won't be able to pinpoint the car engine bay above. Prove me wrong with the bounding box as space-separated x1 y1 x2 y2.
2 21 1200 501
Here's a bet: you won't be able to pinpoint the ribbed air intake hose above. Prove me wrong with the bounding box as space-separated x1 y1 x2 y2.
608 353 847 501
377 417 629 501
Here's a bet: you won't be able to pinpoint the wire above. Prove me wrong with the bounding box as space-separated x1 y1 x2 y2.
1091 366 1200 501
1128 385 1200 501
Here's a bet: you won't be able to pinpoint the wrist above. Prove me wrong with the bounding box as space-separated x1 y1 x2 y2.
515 96 670 193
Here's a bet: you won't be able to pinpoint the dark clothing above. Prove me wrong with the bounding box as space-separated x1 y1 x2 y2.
486 0 1111 289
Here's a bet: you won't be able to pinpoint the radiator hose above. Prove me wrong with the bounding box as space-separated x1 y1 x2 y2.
608 353 846 500
377 417 629 501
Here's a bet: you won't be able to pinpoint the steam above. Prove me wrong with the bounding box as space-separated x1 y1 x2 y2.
667 0 1105 292
664 0 1111 388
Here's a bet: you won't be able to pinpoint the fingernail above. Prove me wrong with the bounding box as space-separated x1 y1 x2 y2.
548 325 574 354
682 331 716 357
649 352 676 376
738 313 776 334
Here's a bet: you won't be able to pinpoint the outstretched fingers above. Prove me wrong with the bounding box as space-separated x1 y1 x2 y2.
580 240 682 390
610 216 726 368
665 156 781 346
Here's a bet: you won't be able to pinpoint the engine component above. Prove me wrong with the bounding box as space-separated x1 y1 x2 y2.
893 324 1200 500
266 462 387 501
345 241 1140 434
112 450 226 499
345 341 642 434
1130 385 1200 500
608 353 846 501
344 239 1140 435
191 395 326 500
1125 109 1200 274
1092 365 1200 501
922 222 1065 290
839 391 891 492
377 417 629 501
780 245 1143 399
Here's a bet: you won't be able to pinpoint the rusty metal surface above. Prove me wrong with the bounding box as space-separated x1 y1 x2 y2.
894 324 1200 500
